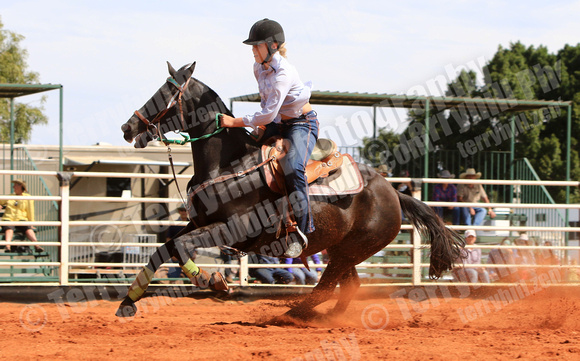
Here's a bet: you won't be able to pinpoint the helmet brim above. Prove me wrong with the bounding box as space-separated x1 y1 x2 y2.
243 39 264 45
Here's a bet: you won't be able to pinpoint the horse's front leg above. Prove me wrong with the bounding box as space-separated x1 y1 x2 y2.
115 224 229 318
115 241 176 317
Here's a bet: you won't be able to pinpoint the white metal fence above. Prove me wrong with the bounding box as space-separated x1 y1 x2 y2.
0 169 579 287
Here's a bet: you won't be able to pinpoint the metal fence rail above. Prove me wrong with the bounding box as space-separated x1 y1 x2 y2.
0 169 579 287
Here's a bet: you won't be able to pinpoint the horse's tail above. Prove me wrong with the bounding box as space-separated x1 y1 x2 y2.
397 192 465 279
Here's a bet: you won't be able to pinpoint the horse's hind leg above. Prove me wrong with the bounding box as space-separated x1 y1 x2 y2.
330 266 360 315
284 260 348 319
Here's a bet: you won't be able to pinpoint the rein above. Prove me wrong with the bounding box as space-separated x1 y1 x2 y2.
161 114 225 145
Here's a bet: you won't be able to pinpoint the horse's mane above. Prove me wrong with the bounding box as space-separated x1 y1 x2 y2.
189 77 259 148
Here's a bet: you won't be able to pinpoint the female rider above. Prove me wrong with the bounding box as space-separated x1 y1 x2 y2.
220 19 319 258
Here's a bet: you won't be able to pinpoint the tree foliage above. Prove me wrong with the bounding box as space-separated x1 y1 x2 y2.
0 17 47 143
364 41 580 202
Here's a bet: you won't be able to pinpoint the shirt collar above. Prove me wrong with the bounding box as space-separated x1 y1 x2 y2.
260 52 282 73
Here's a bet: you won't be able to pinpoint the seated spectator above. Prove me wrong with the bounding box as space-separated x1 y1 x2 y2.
285 253 322 285
537 241 558 266
535 240 560 281
452 230 490 283
457 168 496 226
432 169 460 225
1 179 43 253
376 164 392 177
248 254 294 284
487 237 517 282
394 170 415 197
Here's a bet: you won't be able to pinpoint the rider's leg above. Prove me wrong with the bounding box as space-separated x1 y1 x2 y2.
281 112 319 255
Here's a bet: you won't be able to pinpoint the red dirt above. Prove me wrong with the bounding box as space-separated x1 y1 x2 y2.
1 287 579 360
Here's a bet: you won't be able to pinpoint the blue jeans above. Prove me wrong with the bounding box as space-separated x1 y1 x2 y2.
460 206 487 226
263 111 319 234
453 268 490 283
249 267 294 284
290 267 319 285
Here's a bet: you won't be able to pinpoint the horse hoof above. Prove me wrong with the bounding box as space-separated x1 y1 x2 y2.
210 272 229 291
115 298 137 317
284 307 318 321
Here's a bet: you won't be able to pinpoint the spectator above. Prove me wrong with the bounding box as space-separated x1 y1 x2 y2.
1 179 43 253
457 168 496 226
248 254 294 284
285 253 322 285
452 229 490 283
219 249 237 283
536 240 560 281
432 169 460 225
376 164 392 177
487 237 517 282
394 170 415 197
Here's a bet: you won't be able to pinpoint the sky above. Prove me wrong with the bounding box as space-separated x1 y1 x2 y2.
2 0 580 148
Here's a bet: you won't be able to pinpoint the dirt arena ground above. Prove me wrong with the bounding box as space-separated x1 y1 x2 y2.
1 286 579 361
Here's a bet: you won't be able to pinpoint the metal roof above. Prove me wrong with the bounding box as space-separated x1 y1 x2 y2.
230 90 571 111
0 83 62 98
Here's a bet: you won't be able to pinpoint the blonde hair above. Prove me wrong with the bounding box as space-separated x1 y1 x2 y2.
278 43 287 58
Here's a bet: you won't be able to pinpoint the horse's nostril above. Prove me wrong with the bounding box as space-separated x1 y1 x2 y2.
121 124 131 133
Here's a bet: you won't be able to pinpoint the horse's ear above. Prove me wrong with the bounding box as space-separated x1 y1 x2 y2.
188 61 196 74
167 61 177 78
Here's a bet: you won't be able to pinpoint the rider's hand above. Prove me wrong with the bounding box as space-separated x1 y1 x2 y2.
220 114 245 128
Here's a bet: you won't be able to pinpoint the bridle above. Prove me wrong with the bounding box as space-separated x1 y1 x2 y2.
133 76 192 139
133 76 225 145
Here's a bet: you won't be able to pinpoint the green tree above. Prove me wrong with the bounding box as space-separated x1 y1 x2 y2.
391 41 580 203
0 17 47 143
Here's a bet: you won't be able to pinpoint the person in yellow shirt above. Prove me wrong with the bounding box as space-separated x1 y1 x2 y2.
1 179 43 252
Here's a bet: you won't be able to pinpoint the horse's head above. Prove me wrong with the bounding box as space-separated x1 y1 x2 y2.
121 61 196 148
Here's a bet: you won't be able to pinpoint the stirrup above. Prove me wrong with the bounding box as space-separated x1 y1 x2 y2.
284 229 308 258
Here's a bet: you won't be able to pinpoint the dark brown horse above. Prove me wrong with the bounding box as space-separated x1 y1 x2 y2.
116 62 464 319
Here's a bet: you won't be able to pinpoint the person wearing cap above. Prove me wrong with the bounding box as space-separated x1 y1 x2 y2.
457 168 496 226
452 230 490 283
220 19 318 258
394 170 416 197
0 179 43 252
432 170 460 225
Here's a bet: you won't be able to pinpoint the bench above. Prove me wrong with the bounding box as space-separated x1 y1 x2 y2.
0 250 52 279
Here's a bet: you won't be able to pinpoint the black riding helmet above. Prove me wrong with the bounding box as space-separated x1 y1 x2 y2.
243 19 285 64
